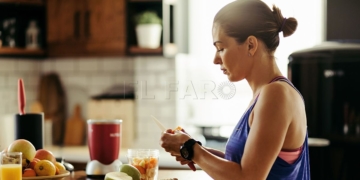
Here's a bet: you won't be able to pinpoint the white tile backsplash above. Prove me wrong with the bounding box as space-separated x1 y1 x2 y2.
54 59 76 73
16 59 40 72
0 59 16 72
41 60 55 73
78 59 100 72
0 55 176 148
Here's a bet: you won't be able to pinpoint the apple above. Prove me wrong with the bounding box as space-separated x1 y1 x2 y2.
34 149 56 163
7 139 36 162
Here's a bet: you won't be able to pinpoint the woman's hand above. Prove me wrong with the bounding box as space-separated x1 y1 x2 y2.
160 129 191 156
174 155 193 165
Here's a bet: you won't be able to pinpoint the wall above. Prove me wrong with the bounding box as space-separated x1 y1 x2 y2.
0 56 176 149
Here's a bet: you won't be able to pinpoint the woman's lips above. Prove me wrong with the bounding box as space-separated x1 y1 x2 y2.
221 68 227 74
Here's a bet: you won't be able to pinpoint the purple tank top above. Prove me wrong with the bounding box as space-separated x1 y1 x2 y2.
224 76 311 180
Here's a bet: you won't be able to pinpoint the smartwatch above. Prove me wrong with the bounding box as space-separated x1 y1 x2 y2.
180 139 202 161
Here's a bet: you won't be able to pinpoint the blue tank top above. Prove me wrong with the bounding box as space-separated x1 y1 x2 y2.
224 76 311 180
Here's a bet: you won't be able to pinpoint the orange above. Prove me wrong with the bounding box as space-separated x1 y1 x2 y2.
34 160 56 176
23 168 36 177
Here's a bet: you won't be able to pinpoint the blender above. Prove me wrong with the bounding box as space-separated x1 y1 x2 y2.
86 119 123 177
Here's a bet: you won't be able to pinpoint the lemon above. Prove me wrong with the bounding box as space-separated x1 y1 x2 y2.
34 160 56 176
105 172 132 180
119 164 141 180
54 162 67 174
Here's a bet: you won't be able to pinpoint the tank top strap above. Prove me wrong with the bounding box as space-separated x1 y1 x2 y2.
268 76 304 102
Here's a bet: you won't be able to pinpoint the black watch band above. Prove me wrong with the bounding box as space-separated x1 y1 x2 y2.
180 139 202 161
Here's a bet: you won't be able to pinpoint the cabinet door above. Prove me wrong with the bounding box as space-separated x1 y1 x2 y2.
47 0 87 56
84 0 126 56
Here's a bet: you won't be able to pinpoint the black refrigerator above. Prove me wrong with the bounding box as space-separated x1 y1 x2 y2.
288 42 360 180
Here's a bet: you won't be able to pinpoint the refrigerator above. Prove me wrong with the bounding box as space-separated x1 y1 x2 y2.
288 42 360 180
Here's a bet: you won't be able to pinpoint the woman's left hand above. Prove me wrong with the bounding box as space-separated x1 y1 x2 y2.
160 129 191 156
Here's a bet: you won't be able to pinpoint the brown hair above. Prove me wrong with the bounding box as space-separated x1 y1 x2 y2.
213 0 297 52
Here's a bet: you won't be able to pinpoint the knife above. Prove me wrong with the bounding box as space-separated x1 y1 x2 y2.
150 115 197 171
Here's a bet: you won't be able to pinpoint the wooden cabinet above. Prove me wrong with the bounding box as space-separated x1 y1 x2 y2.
0 1 46 58
46 0 126 57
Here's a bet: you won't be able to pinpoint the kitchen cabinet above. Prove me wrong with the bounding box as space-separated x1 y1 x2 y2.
46 0 126 57
0 0 46 58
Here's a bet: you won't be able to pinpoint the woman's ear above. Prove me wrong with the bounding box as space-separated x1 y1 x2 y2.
247 36 258 56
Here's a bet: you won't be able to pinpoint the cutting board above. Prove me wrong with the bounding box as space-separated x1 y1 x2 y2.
64 104 85 146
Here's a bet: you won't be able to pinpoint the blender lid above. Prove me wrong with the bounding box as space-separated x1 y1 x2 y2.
87 119 122 124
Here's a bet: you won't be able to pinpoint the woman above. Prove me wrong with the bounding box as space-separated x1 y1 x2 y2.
160 0 310 179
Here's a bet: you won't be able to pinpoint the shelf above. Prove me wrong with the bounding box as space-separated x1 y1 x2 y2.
0 47 45 56
128 46 162 55
0 0 44 5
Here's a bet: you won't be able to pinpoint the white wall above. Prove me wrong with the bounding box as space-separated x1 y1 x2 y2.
178 0 325 129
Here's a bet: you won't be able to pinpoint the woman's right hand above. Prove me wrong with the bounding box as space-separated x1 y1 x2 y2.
174 155 192 165
172 155 197 171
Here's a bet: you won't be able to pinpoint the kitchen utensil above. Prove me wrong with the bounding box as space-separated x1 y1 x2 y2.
150 115 197 171
150 115 166 131
18 78 25 115
30 101 43 113
15 113 44 150
86 119 123 177
37 72 67 145
64 104 85 146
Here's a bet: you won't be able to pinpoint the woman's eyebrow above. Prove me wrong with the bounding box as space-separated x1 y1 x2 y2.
213 41 223 46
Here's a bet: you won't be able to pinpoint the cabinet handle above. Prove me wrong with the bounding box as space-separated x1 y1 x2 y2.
84 10 90 37
74 11 81 38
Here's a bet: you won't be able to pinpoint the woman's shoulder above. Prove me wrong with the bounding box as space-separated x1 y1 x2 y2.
260 81 295 101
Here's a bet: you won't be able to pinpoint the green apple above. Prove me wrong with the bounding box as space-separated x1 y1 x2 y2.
119 164 141 180
105 172 132 180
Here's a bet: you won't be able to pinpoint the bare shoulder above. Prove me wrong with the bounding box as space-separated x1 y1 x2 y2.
259 81 301 105
252 81 303 124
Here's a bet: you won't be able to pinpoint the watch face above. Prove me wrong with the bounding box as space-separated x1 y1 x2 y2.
181 147 189 158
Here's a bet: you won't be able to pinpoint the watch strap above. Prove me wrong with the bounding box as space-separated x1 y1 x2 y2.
181 139 202 161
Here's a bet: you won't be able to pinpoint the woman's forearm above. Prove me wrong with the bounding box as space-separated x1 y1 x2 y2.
204 146 225 158
192 144 246 180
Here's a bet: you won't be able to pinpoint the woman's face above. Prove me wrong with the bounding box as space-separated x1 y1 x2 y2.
212 24 253 82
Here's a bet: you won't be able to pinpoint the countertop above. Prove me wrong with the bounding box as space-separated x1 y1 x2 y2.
45 137 328 170
65 170 212 180
45 146 198 169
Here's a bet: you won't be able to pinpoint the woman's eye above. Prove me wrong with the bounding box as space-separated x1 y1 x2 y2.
217 48 224 52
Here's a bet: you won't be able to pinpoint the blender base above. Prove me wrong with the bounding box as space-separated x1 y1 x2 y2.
86 159 122 177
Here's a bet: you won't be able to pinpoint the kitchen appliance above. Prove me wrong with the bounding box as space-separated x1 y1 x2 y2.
288 42 360 180
86 119 122 178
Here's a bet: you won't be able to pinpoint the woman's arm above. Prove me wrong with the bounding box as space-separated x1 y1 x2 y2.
173 83 294 180
203 147 225 158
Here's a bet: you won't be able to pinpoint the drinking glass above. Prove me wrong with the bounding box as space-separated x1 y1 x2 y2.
0 152 22 180
127 149 159 180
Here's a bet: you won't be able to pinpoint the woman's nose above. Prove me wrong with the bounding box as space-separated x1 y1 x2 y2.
213 53 222 65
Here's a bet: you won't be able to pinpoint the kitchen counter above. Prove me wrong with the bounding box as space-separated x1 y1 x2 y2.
45 146 198 170
65 170 212 180
45 137 328 170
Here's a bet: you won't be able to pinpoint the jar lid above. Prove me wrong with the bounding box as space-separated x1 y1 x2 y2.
87 119 122 124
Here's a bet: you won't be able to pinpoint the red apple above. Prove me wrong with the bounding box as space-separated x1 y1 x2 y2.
34 149 56 163
7 139 36 162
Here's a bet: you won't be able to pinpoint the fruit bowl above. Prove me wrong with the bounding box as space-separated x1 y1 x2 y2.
22 171 70 180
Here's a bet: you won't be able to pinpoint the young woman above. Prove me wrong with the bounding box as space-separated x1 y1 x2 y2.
160 0 310 179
